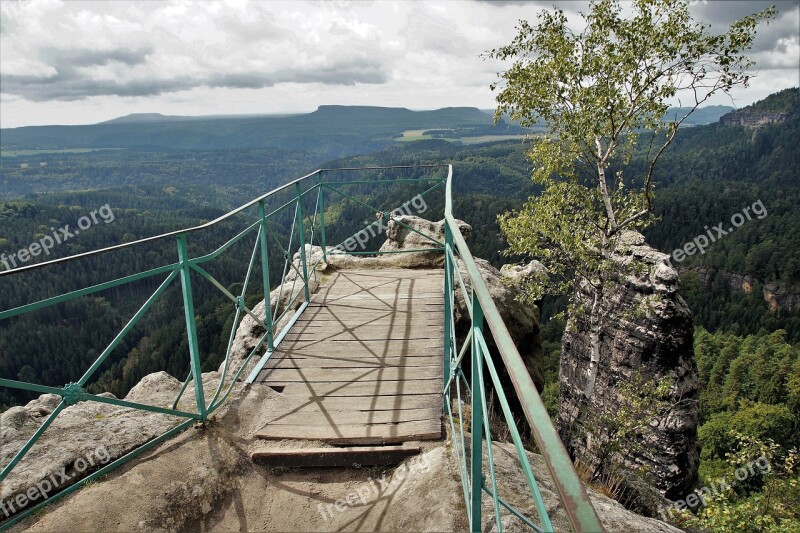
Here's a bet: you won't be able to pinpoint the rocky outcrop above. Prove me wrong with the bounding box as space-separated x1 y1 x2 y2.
499 259 547 286
0 371 226 518
719 109 792 129
11 389 681 533
764 282 800 311
684 266 800 311
454 258 545 392
557 231 699 507
379 215 471 267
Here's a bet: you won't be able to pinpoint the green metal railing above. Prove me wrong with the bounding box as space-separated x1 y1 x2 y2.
0 165 446 529
0 164 601 531
441 165 603 532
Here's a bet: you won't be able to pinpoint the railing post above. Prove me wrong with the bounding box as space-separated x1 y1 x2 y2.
318 173 328 263
258 200 275 351
443 224 453 404
470 288 484 532
294 182 312 303
176 234 207 420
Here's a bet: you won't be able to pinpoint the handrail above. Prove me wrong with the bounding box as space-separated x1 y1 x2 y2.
0 164 448 276
443 164 604 532
0 165 448 529
0 162 602 532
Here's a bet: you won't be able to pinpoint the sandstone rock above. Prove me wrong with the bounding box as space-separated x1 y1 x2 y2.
454 257 545 393
15 398 681 533
379 215 472 265
684 266 800 312
719 109 792 129
475 439 682 532
557 231 699 508
499 260 547 286
0 371 226 519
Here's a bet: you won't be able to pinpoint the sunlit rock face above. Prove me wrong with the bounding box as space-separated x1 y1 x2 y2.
557 231 699 507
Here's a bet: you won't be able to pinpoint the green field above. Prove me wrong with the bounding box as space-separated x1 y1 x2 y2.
395 129 528 144
0 147 124 157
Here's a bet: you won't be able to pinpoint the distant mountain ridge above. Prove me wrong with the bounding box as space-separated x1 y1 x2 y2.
2 102 734 153
1 105 499 154
100 112 298 124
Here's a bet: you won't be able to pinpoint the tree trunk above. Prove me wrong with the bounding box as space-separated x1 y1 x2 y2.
583 288 602 399
595 137 618 231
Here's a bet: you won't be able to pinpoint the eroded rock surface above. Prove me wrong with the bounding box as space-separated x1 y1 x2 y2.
557 231 700 505
0 371 224 517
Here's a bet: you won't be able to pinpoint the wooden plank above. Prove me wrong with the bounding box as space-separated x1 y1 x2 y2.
255 419 442 445
266 350 438 361
305 301 442 312
298 311 439 320
261 393 442 412
261 407 440 425
258 380 442 396
287 319 444 330
251 445 422 467
268 349 439 360
330 270 441 278
317 287 440 296
273 342 441 357
264 356 439 369
316 297 442 304
296 313 440 324
317 283 440 290
260 366 441 383
283 325 444 337
294 314 438 322
284 330 442 342
318 290 443 297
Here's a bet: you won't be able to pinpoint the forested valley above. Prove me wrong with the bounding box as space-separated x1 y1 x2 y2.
1 90 798 527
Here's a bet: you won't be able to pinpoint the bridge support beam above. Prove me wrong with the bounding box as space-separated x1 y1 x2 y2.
443 224 453 403
176 234 207 420
295 183 311 303
470 289 484 532
258 200 275 351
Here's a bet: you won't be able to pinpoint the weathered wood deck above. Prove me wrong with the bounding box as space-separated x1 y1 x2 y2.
253 269 444 445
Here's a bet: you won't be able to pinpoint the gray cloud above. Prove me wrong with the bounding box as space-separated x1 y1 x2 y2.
474 0 587 11
208 59 387 89
2 51 387 102
691 0 794 26
38 47 153 68
690 0 799 62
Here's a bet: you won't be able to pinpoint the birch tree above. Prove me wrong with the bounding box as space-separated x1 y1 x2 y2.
491 0 774 397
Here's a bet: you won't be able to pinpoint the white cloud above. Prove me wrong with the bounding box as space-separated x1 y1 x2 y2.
0 0 797 128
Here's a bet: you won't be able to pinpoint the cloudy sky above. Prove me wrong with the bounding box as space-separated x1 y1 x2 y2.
1 0 798 128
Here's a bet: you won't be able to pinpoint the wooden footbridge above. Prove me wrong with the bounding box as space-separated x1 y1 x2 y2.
253 269 444 445
0 165 603 532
